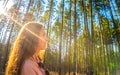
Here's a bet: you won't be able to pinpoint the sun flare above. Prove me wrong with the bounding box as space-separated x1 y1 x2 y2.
0 0 14 15
0 6 6 15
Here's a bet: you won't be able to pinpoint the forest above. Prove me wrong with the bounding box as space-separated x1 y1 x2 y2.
0 0 120 75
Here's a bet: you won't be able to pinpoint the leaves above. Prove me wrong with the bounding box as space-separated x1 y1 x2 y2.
0 0 120 74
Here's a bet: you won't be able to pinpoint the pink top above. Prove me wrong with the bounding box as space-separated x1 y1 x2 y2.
21 57 46 75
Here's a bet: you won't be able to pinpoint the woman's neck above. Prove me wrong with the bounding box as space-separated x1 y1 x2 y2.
32 55 43 62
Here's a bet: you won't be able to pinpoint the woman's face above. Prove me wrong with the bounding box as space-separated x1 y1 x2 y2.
37 27 48 50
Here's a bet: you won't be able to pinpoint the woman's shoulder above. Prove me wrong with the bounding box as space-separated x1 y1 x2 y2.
22 58 35 68
21 59 38 75
21 58 45 75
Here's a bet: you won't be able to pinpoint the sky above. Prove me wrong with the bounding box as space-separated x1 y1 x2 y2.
0 0 14 10
0 0 14 44
0 0 14 14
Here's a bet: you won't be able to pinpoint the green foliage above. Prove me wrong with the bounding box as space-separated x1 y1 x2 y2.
0 0 120 75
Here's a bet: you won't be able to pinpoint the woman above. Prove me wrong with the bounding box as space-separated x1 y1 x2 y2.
5 22 49 75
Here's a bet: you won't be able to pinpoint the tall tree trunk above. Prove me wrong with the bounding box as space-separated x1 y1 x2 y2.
95 0 103 74
16 0 22 8
82 0 91 74
115 0 120 12
68 0 72 74
73 0 77 75
3 0 9 9
36 0 42 21
0 19 6 43
26 0 32 14
110 0 120 21
103 1 118 74
90 0 94 74
44 0 53 65
107 0 120 67
107 0 119 45
3 23 15 71
47 0 53 37
65 31 68 75
59 0 64 75
98 13 103 75
0 20 10 43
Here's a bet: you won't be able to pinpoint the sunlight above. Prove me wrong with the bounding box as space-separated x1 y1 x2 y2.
6 0 14 9
0 4 6 15
0 0 47 46
0 0 14 15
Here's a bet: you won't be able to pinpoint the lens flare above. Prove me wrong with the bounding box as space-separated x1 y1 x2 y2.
0 0 47 46
0 6 6 15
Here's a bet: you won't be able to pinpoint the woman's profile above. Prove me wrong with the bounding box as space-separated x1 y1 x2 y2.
5 22 49 75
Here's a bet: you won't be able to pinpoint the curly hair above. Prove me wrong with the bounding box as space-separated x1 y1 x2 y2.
5 22 44 75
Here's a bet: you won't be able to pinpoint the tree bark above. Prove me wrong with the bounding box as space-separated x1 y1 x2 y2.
73 0 77 75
